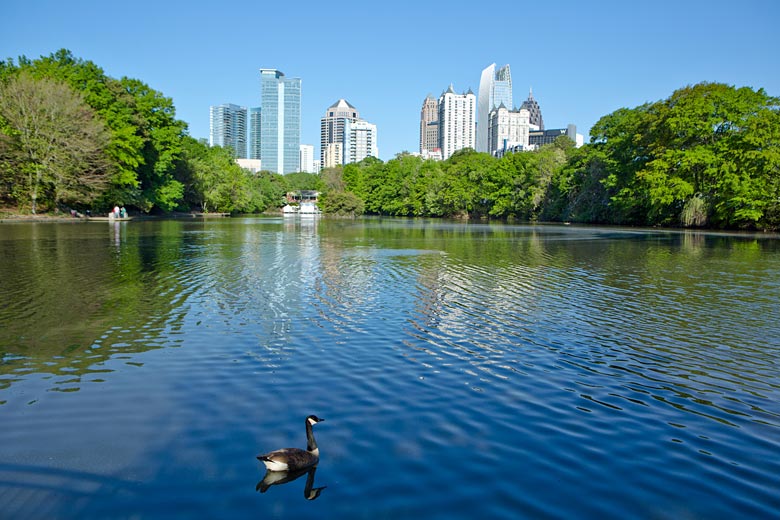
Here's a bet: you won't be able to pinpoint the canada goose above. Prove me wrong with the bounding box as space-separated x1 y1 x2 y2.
257 415 324 472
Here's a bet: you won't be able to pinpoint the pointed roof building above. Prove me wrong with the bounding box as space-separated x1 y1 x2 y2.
328 98 358 113
321 99 360 167
520 88 544 130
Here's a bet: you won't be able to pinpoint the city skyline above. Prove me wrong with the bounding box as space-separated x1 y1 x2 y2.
3 1 778 162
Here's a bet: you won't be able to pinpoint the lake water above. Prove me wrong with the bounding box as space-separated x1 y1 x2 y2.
1 217 779 519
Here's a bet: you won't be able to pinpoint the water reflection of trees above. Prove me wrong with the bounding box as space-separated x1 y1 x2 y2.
5 219 777 428
0 221 191 393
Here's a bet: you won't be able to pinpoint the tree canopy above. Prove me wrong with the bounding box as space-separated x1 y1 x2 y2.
0 71 110 213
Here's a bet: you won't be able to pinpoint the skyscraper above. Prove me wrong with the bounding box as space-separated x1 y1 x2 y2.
259 69 301 174
419 95 439 154
249 107 261 161
209 103 247 158
438 85 476 160
520 88 544 130
477 63 513 153
320 99 359 168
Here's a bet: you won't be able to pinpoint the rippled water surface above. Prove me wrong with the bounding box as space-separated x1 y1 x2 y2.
1 217 779 518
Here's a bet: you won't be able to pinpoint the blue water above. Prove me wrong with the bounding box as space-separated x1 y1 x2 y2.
1 218 779 518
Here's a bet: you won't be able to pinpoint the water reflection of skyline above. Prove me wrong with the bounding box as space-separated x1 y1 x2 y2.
1 219 779 518
2 220 779 431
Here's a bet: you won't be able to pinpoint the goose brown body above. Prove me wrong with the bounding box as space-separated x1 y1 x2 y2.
257 415 324 472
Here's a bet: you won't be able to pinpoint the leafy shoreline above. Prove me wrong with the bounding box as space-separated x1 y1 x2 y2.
2 50 779 230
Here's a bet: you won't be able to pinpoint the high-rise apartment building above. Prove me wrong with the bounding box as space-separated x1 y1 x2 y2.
320 99 360 168
249 107 261 160
259 69 301 174
438 85 476 160
345 120 379 164
477 64 513 153
299 144 315 173
209 103 247 158
520 88 544 131
420 95 439 154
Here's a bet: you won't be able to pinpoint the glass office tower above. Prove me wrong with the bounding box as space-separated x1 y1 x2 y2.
477 63 513 153
259 69 301 173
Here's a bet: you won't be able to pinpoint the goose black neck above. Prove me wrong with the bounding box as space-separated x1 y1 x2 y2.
306 420 318 451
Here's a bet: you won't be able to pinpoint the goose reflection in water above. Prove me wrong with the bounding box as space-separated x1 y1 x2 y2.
256 465 326 500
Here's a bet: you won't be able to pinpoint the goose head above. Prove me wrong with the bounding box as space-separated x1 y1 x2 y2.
306 415 324 426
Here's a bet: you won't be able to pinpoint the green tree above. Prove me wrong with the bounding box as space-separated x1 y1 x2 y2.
284 171 323 192
246 171 288 212
0 72 111 213
13 50 145 204
319 191 365 216
6 50 188 213
178 138 248 213
590 83 780 228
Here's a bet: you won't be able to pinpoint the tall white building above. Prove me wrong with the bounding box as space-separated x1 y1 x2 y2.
438 85 476 160
345 120 379 164
477 63 512 153
299 144 315 173
488 105 534 156
209 103 248 158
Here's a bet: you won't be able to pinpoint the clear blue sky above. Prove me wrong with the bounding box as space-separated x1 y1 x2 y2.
3 0 779 161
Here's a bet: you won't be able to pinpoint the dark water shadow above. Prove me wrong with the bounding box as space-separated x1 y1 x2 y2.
0 463 144 518
256 465 326 500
